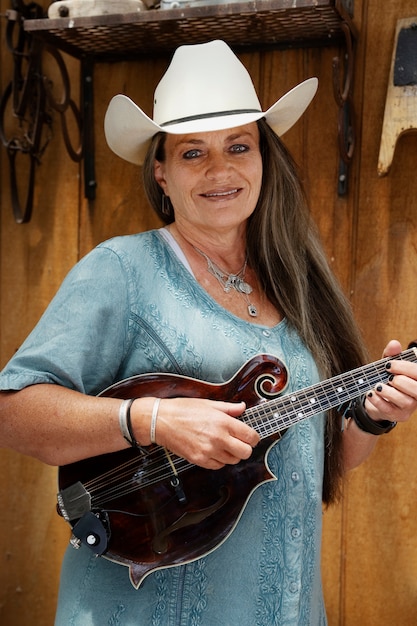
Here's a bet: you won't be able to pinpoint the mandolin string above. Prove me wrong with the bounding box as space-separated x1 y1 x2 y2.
88 451 193 507
243 349 417 437
85 450 184 493
78 348 417 508
244 364 387 436
84 452 151 491
82 437 188 493
92 457 193 508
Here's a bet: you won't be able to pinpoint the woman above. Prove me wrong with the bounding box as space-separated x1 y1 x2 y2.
1 40 416 625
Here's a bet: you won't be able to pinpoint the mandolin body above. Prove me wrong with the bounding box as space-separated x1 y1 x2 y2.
58 354 288 588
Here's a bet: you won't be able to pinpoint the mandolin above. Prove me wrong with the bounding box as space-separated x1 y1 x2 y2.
57 346 417 588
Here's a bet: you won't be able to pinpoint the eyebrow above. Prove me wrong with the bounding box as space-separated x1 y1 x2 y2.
175 132 254 148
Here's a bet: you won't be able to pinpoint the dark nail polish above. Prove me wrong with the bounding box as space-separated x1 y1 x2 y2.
368 391 373 398
376 385 382 392
388 374 394 382
386 362 391 369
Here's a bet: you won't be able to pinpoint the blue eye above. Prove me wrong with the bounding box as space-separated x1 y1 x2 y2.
183 149 201 159
230 144 249 153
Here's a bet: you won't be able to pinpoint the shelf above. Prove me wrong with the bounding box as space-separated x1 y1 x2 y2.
23 0 355 61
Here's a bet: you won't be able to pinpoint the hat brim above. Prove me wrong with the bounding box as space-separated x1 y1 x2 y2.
104 77 318 166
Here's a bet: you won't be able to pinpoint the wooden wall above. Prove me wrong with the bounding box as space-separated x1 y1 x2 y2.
1 0 417 623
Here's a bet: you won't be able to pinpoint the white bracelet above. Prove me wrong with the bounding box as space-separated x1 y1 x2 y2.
150 398 161 444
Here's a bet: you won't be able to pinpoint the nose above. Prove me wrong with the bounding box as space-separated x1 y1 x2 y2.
205 151 232 180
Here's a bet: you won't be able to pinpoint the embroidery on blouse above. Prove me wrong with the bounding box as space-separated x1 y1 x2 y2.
255 331 324 625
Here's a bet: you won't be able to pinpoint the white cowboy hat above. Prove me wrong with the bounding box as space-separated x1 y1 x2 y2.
104 40 318 165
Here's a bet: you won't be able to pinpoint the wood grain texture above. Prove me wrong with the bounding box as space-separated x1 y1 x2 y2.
340 1 417 623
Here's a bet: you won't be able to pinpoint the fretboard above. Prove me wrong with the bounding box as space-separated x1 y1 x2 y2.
244 347 417 439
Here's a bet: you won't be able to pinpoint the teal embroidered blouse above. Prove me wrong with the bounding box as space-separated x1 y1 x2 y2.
0 230 327 625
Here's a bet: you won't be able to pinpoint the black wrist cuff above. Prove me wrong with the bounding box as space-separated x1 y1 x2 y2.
348 397 397 435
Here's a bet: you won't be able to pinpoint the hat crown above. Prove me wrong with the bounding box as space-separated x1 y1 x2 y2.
153 40 262 128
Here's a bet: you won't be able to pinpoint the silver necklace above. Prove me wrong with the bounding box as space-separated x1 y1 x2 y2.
193 246 258 317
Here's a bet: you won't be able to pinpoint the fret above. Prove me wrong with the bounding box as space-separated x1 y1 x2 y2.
245 347 417 439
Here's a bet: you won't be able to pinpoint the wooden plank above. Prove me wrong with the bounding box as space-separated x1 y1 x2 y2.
302 42 357 623
0 2 81 621
78 57 166 255
344 0 417 623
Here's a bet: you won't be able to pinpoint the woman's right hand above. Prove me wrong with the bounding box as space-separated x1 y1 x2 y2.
145 397 260 470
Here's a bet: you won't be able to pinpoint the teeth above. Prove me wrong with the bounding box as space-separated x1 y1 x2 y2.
204 189 238 197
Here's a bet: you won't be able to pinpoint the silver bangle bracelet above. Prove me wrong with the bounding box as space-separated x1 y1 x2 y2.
150 398 161 444
118 398 137 447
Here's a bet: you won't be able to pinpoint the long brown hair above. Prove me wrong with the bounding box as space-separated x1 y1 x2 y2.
142 120 368 504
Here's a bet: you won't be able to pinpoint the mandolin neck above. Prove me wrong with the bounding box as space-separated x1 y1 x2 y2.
243 347 417 439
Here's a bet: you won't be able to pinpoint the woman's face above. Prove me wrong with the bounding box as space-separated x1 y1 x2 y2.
154 123 262 236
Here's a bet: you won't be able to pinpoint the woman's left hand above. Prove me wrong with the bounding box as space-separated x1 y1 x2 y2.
364 339 417 424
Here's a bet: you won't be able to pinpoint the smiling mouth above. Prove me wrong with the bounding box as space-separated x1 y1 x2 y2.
202 189 239 198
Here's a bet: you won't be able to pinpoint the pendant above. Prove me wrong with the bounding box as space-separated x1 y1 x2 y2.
224 275 237 292
235 278 253 295
248 304 258 317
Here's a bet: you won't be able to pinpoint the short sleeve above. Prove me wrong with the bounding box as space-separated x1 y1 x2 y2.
0 244 133 395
